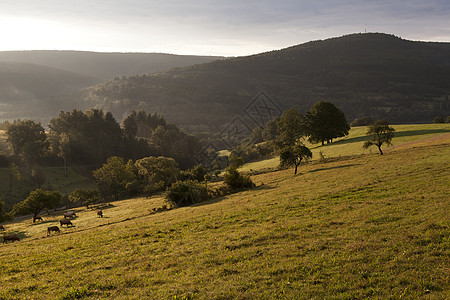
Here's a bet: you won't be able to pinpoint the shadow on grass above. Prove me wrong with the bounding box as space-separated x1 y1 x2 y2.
254 184 278 191
89 203 116 211
318 128 450 147
191 184 277 209
308 164 359 173
30 220 55 226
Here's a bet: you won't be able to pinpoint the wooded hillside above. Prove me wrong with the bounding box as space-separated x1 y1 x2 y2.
86 33 450 132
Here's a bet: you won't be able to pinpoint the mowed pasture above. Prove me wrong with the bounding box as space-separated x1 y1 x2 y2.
0 126 449 299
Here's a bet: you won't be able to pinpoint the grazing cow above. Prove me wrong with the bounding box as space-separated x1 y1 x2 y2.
64 211 76 219
47 226 60 235
33 216 43 223
60 219 73 227
0 225 5 231
97 210 103 218
2 233 20 243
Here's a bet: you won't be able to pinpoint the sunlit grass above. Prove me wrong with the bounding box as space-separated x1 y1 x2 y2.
240 123 450 172
0 127 449 299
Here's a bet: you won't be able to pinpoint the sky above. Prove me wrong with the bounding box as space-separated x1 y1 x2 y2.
0 0 449 57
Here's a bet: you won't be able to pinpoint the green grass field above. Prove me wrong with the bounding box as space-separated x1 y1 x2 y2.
240 123 450 172
0 125 449 299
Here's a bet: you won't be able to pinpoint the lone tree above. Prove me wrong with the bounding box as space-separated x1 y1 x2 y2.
363 120 395 155
304 101 350 145
280 144 313 175
13 189 61 222
275 109 312 174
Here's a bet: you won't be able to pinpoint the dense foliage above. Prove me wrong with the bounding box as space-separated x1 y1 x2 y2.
166 180 208 207
134 156 180 195
0 200 12 223
223 166 254 190
93 156 135 201
68 188 101 208
5 120 48 165
304 101 350 145
12 189 61 221
2 109 203 209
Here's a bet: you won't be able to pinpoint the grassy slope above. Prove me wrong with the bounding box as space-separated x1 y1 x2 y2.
0 127 449 299
240 123 450 172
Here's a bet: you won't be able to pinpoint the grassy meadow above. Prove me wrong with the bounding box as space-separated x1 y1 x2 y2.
0 124 449 299
240 123 450 172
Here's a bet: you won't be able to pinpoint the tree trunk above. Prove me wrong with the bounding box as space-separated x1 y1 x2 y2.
294 160 301 175
378 146 384 155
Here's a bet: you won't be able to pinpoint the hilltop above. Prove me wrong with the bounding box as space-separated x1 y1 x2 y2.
86 33 450 132
0 125 448 299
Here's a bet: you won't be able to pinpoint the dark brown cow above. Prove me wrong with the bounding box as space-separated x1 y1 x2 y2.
97 210 103 218
2 233 20 243
64 211 76 219
47 226 60 235
33 216 43 223
60 219 73 227
0 225 5 231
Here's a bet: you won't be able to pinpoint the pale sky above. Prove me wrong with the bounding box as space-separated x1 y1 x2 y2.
0 0 449 56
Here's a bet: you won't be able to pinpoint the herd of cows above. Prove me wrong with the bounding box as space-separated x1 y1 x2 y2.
1 210 103 244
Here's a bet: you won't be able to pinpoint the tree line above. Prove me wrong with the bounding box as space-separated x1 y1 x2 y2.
0 109 201 212
0 101 396 222
4 109 201 170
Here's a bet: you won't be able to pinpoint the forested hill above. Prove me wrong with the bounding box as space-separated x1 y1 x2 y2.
0 51 222 123
86 33 450 132
0 51 223 81
0 61 99 122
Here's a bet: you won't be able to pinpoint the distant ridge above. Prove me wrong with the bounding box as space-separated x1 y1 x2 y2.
85 33 450 131
0 50 224 81
0 51 223 123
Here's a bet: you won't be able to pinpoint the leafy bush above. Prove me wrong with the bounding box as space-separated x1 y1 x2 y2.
433 116 444 123
223 166 254 190
166 180 208 207
179 164 208 181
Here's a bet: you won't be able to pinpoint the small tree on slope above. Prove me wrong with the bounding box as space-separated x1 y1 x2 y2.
363 120 395 155
280 145 313 175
